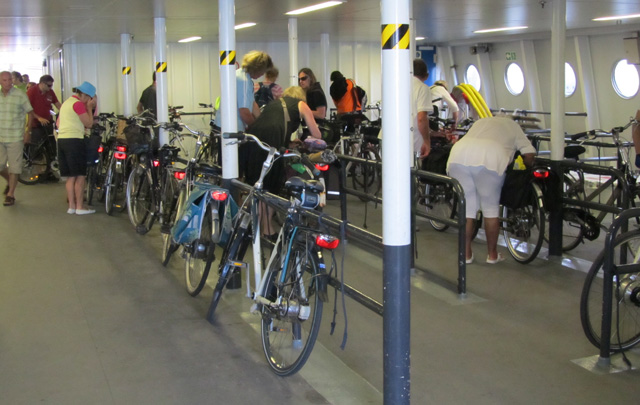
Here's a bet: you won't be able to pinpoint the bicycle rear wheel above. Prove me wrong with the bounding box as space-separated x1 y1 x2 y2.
85 165 97 205
162 183 186 267
423 183 457 231
19 145 48 185
502 184 545 264
544 172 586 251
580 230 640 351
351 148 381 199
260 240 324 376
126 165 155 234
184 204 215 296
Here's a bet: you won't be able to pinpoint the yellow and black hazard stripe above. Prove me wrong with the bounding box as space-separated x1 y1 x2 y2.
219 50 236 65
156 62 167 73
381 24 410 50
122 66 131 75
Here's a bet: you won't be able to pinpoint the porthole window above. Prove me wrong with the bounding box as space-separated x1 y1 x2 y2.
565 62 577 97
505 62 525 95
465 64 481 91
612 59 639 99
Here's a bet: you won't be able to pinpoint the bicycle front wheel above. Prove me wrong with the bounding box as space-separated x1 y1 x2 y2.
19 145 48 185
127 164 155 234
580 230 640 351
184 204 215 296
260 242 324 376
502 184 545 264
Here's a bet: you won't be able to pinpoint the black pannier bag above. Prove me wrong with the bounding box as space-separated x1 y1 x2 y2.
500 168 533 209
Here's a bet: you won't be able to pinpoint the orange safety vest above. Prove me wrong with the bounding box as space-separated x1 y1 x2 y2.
335 79 362 114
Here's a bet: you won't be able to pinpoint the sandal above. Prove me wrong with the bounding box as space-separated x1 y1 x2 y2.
3 196 15 206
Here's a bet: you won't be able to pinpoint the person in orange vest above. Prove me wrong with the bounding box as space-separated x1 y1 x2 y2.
329 71 363 115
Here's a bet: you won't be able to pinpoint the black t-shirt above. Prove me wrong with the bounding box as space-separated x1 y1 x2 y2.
139 85 157 117
306 82 327 114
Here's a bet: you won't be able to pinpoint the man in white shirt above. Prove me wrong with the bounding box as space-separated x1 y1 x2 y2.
412 59 433 159
431 80 459 127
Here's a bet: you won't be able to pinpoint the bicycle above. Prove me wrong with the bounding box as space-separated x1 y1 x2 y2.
580 227 640 352
19 121 59 185
103 116 132 215
206 132 339 376
554 118 639 250
86 113 119 206
125 118 180 235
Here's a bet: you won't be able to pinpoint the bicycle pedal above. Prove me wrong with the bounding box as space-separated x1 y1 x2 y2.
227 259 248 269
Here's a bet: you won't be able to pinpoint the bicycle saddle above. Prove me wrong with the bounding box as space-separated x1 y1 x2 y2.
564 145 586 160
284 176 325 194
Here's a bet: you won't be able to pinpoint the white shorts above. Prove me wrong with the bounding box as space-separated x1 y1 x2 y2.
447 163 505 218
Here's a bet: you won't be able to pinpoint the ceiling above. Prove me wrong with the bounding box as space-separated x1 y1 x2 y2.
1 0 640 55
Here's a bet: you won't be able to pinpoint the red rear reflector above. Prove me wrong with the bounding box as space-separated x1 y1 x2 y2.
97 145 104 153
315 234 340 250
315 163 329 172
211 190 228 201
114 152 127 160
152 160 160 167
116 145 127 152
533 170 549 179
174 171 186 180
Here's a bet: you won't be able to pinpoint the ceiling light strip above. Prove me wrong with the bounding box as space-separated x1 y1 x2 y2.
592 13 640 22
473 26 528 34
286 1 344 16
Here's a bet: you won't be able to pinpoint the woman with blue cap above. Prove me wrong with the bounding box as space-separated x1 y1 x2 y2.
57 81 97 215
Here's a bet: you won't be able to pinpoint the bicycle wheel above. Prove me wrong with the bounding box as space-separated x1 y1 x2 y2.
580 230 640 351
260 239 324 376
169 133 198 168
424 183 457 231
351 148 381 199
544 172 586 251
184 204 215 296
19 145 48 185
127 164 155 234
209 222 251 320
95 148 110 203
85 165 97 206
161 182 185 267
502 184 545 264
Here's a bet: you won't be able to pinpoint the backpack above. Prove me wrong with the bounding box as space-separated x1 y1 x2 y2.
351 82 367 110
254 82 276 108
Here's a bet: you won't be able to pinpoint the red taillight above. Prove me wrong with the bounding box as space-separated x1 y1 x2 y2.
97 145 104 153
114 151 127 160
315 163 329 172
533 169 550 179
315 234 340 250
174 171 186 180
211 190 228 201
116 145 127 152
152 160 160 167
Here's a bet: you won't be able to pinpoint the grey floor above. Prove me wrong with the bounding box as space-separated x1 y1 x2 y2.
1 181 638 404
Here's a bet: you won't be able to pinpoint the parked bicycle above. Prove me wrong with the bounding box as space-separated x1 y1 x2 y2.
205 132 339 376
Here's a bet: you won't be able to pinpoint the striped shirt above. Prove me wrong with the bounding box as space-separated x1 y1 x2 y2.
0 86 32 142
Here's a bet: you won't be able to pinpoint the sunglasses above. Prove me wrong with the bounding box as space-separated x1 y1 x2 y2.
298 76 309 82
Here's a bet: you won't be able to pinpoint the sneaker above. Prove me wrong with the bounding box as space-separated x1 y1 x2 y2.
75 208 96 215
67 208 76 214
486 253 506 264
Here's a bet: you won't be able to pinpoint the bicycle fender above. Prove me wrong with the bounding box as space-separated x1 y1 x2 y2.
315 250 329 302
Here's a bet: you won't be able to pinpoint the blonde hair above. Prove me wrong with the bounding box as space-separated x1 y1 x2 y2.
282 86 307 102
241 50 273 77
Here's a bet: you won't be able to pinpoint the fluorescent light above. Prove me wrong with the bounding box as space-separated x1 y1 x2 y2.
235 22 257 30
593 13 640 22
415 36 425 41
473 26 528 34
178 36 201 43
286 1 344 16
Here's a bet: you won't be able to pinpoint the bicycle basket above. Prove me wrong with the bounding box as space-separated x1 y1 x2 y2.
124 124 151 154
158 146 179 166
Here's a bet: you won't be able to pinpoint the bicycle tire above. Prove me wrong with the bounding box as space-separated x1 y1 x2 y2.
184 204 216 296
161 182 185 267
580 229 640 351
127 165 155 234
502 183 545 264
260 238 324 376
351 148 381 200
424 183 457 232
544 173 586 251
209 223 251 320
95 148 110 203
19 145 48 185
85 165 97 206
169 133 198 168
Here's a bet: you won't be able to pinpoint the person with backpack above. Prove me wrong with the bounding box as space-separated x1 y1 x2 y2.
253 67 283 110
329 70 365 115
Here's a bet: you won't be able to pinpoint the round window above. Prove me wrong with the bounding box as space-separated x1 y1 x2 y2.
465 64 481 91
612 59 640 99
505 62 525 95
564 62 577 97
